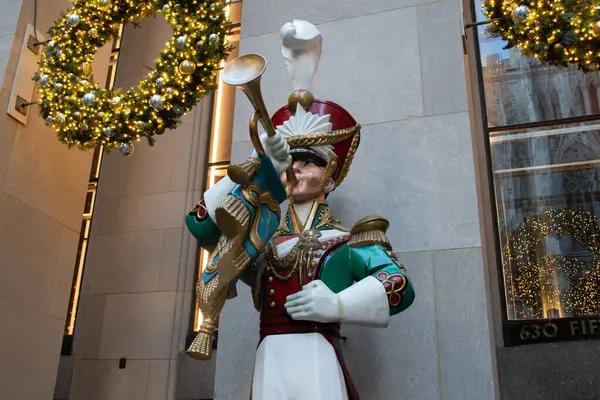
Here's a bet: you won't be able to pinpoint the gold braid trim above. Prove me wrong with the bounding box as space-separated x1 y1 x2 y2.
287 125 360 148
349 216 392 250
349 229 392 250
335 126 360 188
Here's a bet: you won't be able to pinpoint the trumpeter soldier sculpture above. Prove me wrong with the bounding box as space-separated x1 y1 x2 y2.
185 20 415 400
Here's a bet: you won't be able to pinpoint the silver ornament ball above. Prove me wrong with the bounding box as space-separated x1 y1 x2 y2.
111 96 122 108
54 83 64 92
82 92 96 106
118 143 134 156
162 4 170 12
104 127 114 137
512 5 529 21
46 115 53 125
90 28 98 38
209 33 219 42
81 79 89 86
166 87 174 95
68 14 80 26
39 75 49 86
156 77 165 88
56 113 66 126
176 36 187 50
98 0 110 6
149 94 164 111
136 121 145 130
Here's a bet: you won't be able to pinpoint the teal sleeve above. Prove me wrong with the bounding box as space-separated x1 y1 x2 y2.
349 244 415 315
185 199 222 253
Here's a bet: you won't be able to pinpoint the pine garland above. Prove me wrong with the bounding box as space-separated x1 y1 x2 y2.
35 0 232 153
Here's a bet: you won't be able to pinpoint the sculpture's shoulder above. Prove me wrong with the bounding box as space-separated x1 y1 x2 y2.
348 215 392 250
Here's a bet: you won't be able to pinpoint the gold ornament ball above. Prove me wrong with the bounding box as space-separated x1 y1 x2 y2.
179 60 196 75
90 28 99 38
155 125 166 135
594 21 600 35
82 62 93 76
97 112 106 119
73 111 82 121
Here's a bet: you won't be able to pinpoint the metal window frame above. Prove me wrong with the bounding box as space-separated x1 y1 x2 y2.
463 0 600 347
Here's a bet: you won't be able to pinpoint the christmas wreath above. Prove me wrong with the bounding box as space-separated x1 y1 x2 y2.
35 0 232 153
483 0 600 71
505 209 600 317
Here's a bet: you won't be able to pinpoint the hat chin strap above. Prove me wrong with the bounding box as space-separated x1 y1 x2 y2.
316 157 338 194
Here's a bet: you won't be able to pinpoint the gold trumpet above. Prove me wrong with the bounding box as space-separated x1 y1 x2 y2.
221 54 297 193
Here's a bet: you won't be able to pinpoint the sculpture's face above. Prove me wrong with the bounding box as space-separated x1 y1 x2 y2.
281 158 330 203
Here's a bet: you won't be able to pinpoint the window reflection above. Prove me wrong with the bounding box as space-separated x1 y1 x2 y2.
491 123 600 320
476 5 600 127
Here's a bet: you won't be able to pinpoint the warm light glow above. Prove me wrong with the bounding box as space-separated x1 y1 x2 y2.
210 60 226 163
67 239 87 335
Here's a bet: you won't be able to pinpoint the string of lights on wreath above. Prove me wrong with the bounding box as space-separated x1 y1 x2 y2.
504 209 600 318
504 208 600 267
34 0 232 154
483 0 600 71
509 256 599 318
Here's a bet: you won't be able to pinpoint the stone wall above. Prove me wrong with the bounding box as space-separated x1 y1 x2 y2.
0 0 109 399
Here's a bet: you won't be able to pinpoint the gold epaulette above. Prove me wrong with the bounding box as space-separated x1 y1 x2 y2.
349 216 392 250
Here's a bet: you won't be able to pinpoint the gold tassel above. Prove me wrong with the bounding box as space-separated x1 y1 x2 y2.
186 320 218 360
227 158 261 185
215 195 251 239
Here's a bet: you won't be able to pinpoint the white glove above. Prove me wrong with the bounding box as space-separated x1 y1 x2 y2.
284 277 391 327
284 280 341 323
254 132 292 175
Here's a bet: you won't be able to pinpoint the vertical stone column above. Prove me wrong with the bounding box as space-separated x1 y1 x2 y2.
0 1 108 399
214 1 497 399
69 17 213 400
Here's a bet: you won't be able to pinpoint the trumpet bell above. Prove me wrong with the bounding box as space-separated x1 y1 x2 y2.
222 54 267 86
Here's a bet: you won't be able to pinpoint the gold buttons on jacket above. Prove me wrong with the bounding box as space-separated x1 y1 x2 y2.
269 301 276 309
267 276 274 283
268 288 276 296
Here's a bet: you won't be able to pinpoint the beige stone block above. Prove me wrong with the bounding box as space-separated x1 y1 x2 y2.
233 8 423 142
90 196 120 236
48 225 79 320
158 227 184 292
146 360 173 400
0 35 19 92
15 0 32 41
0 193 62 312
85 230 164 294
240 0 439 38
4 112 92 231
169 127 194 192
0 89 19 191
329 113 481 252
0 0 21 38
99 138 174 199
117 191 187 232
418 0 469 115
113 17 172 88
0 299 64 400
98 292 177 359
73 294 105 359
70 359 150 400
